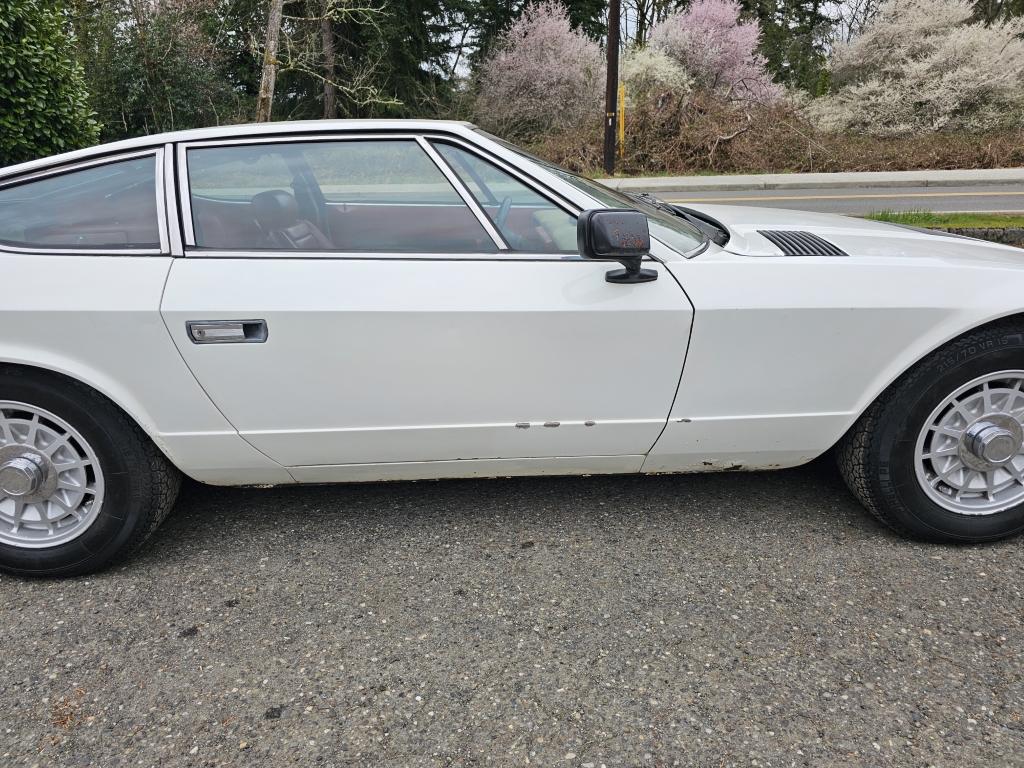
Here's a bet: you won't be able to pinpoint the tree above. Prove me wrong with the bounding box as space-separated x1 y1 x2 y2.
250 0 397 121
69 0 245 142
806 0 1024 135
256 0 285 121
469 0 606 65
625 0 676 46
973 0 1024 21
475 0 603 139
649 0 779 101
0 0 98 165
742 0 837 93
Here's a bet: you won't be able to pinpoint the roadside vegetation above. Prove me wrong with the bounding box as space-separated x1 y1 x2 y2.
1 0 1022 173
497 0 1024 176
865 211 1024 229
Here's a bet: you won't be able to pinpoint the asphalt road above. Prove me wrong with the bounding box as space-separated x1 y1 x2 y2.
3 461 1023 767
640 184 1024 216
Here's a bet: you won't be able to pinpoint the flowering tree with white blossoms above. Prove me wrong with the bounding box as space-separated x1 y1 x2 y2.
806 0 1024 135
621 46 693 104
474 1 604 140
648 0 779 102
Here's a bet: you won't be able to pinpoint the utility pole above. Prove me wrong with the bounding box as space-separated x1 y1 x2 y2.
256 0 285 122
603 0 621 175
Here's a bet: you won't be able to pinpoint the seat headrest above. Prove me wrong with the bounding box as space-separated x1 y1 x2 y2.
250 189 299 231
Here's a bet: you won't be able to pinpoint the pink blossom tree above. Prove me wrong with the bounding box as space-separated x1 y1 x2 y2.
474 1 604 139
649 0 778 102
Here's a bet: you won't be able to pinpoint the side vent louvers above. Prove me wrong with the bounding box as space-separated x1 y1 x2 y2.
757 230 847 257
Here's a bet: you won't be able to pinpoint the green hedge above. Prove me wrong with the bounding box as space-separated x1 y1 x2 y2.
0 0 98 167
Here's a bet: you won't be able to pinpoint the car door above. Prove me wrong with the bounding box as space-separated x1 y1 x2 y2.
159 132 693 481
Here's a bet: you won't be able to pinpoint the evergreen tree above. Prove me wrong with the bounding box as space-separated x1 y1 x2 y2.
740 0 836 93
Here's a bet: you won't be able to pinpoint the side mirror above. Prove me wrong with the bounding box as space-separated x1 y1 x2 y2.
577 209 658 283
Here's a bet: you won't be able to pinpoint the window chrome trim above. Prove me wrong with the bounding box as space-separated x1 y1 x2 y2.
173 249 586 264
424 134 583 218
0 149 167 256
176 143 196 246
175 131 587 261
416 136 507 250
178 132 484 250
153 147 170 254
164 143 183 256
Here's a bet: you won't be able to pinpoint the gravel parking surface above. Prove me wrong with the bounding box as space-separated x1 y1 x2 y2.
2 460 1023 767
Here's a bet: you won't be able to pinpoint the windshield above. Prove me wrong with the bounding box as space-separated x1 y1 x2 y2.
476 130 707 256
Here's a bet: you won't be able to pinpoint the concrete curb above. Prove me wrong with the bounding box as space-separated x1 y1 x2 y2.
598 168 1024 193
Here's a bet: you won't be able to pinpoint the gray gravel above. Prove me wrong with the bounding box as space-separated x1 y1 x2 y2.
2 460 1023 767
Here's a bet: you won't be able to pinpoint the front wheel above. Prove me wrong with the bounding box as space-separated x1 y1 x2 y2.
838 322 1024 543
0 369 181 576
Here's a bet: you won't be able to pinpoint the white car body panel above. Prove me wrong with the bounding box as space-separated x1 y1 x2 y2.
645 206 1024 472
2 121 1023 487
161 258 692 471
0 255 292 485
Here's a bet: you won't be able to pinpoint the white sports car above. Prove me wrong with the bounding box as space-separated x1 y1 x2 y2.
1 120 1023 576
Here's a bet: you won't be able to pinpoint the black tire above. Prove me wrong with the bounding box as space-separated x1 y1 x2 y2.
0 368 181 576
837 321 1024 543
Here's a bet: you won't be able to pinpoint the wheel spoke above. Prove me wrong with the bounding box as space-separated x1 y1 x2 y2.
50 495 83 520
950 398 976 424
57 479 93 495
924 447 959 460
44 434 73 457
1007 463 1024 485
24 412 40 450
53 459 92 472
1003 382 1023 414
982 381 993 412
9 500 25 532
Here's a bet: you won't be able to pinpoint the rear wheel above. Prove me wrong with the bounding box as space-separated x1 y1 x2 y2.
0 369 181 576
838 323 1024 543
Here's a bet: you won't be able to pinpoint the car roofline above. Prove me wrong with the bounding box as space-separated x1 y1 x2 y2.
0 119 479 181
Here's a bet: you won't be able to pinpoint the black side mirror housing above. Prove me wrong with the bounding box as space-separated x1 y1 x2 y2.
577 209 658 283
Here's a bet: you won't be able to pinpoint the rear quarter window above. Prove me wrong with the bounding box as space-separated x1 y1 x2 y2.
0 156 161 251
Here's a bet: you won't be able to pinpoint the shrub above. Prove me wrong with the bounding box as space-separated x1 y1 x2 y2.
806 0 1024 135
621 46 693 104
528 91 1024 176
0 0 99 166
648 0 778 102
474 1 603 140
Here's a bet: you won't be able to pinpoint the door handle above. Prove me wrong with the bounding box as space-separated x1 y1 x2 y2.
187 320 268 344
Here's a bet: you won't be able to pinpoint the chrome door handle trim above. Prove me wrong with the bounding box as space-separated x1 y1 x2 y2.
187 320 268 344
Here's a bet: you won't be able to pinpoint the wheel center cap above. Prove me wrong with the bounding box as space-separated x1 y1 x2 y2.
0 454 47 497
965 420 1022 466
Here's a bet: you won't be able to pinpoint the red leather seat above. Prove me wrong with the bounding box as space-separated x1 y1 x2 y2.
250 190 333 250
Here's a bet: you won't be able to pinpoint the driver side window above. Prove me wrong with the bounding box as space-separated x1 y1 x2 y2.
433 142 578 253
184 140 497 254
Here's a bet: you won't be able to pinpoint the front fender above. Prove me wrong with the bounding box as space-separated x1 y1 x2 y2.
644 250 1024 472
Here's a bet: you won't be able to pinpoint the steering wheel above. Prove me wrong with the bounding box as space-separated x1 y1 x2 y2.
494 196 513 229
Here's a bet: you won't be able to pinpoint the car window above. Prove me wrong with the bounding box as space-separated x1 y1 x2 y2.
542 166 705 256
475 128 706 256
433 142 578 253
185 140 496 253
0 156 160 250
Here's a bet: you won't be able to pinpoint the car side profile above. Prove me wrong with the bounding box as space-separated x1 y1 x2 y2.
1 120 1023 576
